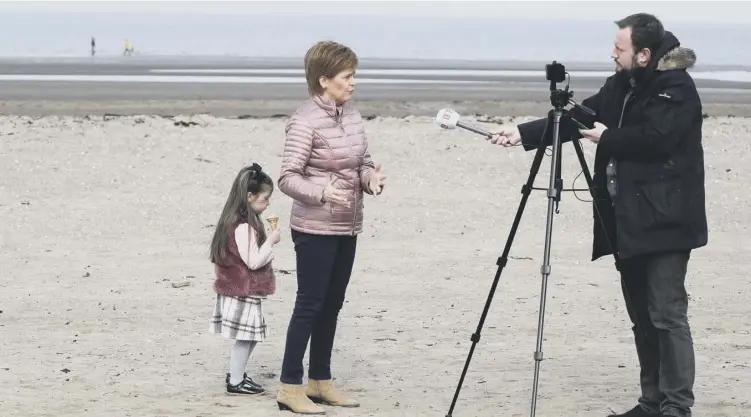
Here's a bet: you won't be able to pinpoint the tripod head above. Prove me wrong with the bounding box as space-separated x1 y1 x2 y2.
545 61 596 118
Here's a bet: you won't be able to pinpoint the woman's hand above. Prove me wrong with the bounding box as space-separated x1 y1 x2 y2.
323 180 351 207
368 164 387 195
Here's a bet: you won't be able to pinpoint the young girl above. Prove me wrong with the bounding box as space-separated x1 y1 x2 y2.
209 163 281 395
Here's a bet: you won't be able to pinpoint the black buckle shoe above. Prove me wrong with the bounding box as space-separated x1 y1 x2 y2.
608 405 661 417
226 379 264 395
225 372 263 390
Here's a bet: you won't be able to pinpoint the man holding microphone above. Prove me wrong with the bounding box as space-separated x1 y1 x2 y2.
490 13 707 417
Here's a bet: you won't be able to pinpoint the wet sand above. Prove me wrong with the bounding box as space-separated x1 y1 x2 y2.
2 56 751 118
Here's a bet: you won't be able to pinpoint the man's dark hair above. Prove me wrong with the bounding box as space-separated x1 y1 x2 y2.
615 13 665 52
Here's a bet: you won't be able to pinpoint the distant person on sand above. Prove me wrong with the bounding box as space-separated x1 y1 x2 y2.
123 39 133 56
275 40 386 414
90 37 95 56
490 13 706 417
209 163 282 396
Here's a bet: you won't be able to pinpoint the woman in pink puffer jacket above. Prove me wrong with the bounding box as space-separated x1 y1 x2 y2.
275 40 386 415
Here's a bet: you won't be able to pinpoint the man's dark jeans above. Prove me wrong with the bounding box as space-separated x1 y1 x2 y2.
619 250 695 417
280 230 357 385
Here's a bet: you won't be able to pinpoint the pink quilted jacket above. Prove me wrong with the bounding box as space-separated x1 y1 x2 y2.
278 95 377 236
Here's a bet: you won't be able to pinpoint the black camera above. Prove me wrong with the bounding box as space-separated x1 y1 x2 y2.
545 61 566 83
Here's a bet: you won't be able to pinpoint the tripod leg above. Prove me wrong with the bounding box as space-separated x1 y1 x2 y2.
554 131 563 212
529 110 564 417
445 143 548 417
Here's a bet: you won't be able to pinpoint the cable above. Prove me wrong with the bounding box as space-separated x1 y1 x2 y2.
571 165 592 203
566 71 591 202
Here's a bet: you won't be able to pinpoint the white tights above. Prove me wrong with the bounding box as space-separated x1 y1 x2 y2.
228 340 258 385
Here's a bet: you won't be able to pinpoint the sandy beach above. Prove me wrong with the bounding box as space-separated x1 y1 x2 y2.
1 56 750 417
1 108 749 417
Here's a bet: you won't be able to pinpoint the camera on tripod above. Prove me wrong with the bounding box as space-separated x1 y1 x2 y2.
545 61 566 83
545 60 575 110
543 61 595 127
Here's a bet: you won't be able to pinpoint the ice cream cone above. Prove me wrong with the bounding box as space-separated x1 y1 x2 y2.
266 216 279 231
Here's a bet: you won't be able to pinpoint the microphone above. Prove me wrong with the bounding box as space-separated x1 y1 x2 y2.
434 108 493 138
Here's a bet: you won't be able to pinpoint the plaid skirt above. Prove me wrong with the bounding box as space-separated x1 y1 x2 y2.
209 294 268 342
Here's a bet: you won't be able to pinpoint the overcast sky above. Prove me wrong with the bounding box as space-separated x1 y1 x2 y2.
0 1 748 23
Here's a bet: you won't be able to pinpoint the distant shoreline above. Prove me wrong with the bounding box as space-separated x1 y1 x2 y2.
3 55 751 118
1 56 750 87
2 55 751 73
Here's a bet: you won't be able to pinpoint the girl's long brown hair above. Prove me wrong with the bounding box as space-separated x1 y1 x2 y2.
210 163 274 266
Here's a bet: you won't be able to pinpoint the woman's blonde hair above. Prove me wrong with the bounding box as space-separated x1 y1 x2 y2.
304 41 358 96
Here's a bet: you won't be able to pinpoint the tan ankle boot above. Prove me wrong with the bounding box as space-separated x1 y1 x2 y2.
306 379 360 407
277 383 326 415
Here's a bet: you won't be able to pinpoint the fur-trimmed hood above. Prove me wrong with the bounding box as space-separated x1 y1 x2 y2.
648 30 696 73
656 46 697 71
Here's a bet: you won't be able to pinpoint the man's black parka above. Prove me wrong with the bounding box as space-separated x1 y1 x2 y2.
516 31 708 261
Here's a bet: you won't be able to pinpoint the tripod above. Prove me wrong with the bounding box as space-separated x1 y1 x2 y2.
445 62 610 417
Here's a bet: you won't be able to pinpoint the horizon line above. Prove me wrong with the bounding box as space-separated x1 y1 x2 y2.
0 54 748 71
0 9 746 25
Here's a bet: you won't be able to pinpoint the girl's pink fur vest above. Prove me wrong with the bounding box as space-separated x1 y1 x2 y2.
213 224 276 297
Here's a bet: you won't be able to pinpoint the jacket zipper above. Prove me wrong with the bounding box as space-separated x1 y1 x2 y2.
611 88 634 257
618 90 633 128
352 187 358 236
336 114 357 236
347 134 358 236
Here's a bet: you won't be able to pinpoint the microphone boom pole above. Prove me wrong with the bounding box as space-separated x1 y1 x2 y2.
435 108 493 138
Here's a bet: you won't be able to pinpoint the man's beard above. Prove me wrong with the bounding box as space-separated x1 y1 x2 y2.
615 56 647 84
